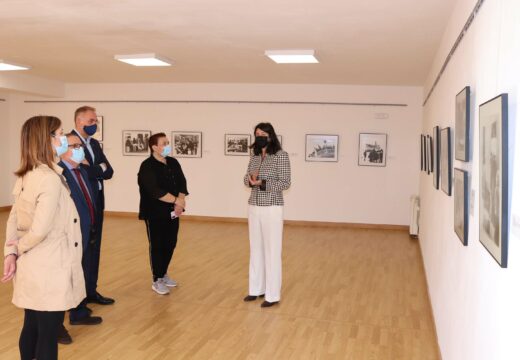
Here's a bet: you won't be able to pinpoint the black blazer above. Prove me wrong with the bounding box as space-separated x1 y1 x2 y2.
72 129 114 209
59 161 98 249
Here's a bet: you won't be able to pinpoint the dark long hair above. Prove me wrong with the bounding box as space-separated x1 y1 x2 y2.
250 122 282 155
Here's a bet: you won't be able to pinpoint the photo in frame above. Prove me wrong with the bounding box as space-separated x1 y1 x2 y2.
428 135 434 174
305 134 338 162
122 130 151 156
172 131 202 158
479 93 509 267
455 86 470 161
440 127 452 195
426 135 431 174
225 134 251 156
432 126 440 189
454 168 469 246
420 135 425 171
92 115 103 142
358 133 387 167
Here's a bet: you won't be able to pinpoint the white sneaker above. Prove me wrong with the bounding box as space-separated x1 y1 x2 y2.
152 280 170 295
160 274 177 287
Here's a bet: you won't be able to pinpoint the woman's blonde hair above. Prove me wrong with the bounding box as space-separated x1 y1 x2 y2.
15 116 62 177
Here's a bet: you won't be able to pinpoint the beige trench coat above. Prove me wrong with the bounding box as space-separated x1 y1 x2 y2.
4 164 86 311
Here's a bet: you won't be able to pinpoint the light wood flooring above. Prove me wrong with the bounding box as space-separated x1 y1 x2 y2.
0 212 439 359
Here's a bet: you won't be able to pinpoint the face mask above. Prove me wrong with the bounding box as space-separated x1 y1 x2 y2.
70 147 85 164
84 124 97 136
161 145 171 158
54 136 68 156
254 136 269 149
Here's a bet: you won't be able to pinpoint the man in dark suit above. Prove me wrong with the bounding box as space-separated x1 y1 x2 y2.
72 106 115 305
58 133 103 344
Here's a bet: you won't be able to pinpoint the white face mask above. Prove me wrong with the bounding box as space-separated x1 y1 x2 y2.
54 135 68 156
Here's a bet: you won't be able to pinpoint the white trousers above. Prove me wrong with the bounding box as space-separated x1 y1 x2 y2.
248 205 284 302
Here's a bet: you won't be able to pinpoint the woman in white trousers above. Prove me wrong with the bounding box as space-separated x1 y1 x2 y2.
243 123 291 308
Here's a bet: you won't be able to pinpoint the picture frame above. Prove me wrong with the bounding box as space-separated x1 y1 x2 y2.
440 127 452 196
428 135 434 174
305 134 339 162
479 93 508 267
432 126 440 189
172 131 202 158
358 133 387 167
420 135 424 171
225 134 251 156
454 168 469 246
455 86 470 161
122 130 151 156
92 115 103 142
426 135 431 174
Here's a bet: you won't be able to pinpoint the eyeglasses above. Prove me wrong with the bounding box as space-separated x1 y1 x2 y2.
68 144 84 149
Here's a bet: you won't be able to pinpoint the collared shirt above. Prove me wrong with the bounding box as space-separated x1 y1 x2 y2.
244 150 291 206
62 160 94 202
138 155 189 220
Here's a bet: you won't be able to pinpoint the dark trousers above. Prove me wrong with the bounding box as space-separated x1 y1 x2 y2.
70 237 93 321
144 217 179 282
87 193 104 298
19 309 65 360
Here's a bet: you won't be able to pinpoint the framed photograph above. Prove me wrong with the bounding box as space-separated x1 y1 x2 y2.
454 168 469 246
122 130 151 156
92 115 103 142
305 134 338 162
432 126 440 189
479 93 508 267
455 86 470 161
440 127 452 195
358 133 387 167
225 134 251 156
428 135 434 174
420 135 424 171
426 135 431 174
172 131 202 158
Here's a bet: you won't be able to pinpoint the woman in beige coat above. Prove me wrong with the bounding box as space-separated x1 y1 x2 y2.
2 116 85 360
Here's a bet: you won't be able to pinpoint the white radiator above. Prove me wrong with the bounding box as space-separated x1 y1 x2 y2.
409 195 420 237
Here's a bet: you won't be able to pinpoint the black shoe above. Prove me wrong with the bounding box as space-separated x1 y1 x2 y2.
261 300 279 308
69 315 103 326
243 294 265 302
87 292 115 305
57 325 72 345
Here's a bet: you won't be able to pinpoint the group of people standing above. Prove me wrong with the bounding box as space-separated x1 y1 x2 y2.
3 116 291 359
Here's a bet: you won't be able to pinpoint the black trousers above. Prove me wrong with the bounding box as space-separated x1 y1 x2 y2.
87 193 104 298
19 309 65 360
144 217 179 282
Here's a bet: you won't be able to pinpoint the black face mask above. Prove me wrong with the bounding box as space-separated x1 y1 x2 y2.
254 136 269 150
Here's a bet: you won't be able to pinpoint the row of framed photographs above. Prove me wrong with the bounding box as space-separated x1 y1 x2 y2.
421 91 509 268
123 131 389 166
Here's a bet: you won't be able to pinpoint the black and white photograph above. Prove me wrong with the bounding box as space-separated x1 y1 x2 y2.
432 126 440 189
92 115 103 142
440 127 452 196
455 86 470 161
305 134 339 162
420 135 424 171
426 134 431 174
172 131 202 158
122 130 151 156
358 133 387 167
225 134 251 156
454 168 469 246
479 93 509 267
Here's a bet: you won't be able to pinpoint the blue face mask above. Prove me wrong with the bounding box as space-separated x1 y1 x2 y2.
54 136 68 156
161 145 171 158
84 124 97 136
70 147 85 164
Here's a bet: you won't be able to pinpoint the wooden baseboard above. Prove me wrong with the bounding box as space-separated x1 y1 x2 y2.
104 211 408 231
0 206 12 212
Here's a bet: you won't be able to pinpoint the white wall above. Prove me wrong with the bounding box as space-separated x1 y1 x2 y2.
0 91 10 206
5 83 422 225
420 0 520 359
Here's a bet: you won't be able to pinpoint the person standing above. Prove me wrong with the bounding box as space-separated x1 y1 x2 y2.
243 123 291 308
138 132 188 295
72 106 115 305
57 133 103 344
2 116 85 360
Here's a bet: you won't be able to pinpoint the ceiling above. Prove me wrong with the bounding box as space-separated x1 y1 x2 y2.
0 0 454 85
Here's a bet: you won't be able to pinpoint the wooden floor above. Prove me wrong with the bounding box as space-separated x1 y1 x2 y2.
0 212 439 359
